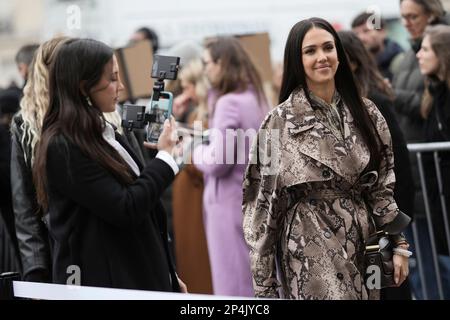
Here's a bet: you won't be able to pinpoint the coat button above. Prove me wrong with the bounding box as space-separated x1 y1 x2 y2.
322 169 331 178
324 230 332 239
337 273 344 280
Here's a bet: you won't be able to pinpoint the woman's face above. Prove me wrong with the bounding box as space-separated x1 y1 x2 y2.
89 55 124 113
417 35 440 76
400 0 432 40
202 49 221 87
301 27 339 88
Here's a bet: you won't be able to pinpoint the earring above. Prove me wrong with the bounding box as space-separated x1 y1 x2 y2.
86 96 93 106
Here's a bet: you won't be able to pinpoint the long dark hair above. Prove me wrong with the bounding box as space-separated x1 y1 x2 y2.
338 31 394 99
279 17 383 171
421 25 450 118
205 37 267 107
34 38 134 210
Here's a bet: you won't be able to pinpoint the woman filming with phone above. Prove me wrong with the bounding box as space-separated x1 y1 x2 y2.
33 38 186 292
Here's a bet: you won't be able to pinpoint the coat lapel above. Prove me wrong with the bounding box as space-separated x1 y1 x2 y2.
283 88 369 185
115 132 145 174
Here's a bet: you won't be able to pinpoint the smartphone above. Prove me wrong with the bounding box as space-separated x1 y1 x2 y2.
146 91 173 143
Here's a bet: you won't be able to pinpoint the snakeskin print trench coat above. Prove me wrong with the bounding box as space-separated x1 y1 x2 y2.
242 88 400 300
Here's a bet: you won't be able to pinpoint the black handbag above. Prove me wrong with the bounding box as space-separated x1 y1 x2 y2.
364 210 412 289
364 231 395 289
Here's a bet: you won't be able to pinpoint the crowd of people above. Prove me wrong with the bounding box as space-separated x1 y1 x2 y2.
1 0 450 300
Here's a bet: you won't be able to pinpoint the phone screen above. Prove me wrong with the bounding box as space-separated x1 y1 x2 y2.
146 92 173 143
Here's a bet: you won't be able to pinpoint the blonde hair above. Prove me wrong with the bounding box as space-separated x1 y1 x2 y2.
178 59 209 126
421 25 450 118
20 36 70 165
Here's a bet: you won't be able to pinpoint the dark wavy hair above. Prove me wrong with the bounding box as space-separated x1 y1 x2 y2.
338 30 394 99
34 38 133 209
421 25 450 118
279 17 383 171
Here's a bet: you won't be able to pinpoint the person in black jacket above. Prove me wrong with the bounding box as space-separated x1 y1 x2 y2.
393 4 449 258
32 38 185 292
339 31 415 300
0 88 21 274
394 0 448 143
417 24 450 298
11 37 70 282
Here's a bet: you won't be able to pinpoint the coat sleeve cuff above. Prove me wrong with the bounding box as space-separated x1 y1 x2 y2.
383 210 411 235
156 151 179 175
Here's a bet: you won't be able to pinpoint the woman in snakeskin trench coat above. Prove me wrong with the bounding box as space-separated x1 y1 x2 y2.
242 18 411 300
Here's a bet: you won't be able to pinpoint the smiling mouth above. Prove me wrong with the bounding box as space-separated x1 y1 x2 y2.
315 65 331 70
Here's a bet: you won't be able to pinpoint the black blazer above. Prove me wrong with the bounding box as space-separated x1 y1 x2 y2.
46 132 180 292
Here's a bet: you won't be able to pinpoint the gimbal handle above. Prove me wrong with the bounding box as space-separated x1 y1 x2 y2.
152 71 166 101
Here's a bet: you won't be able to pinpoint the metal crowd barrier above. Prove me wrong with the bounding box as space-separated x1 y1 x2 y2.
407 141 450 300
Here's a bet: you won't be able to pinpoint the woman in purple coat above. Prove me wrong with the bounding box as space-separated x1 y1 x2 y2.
192 37 269 296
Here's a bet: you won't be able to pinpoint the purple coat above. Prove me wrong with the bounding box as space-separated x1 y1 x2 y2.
193 88 268 297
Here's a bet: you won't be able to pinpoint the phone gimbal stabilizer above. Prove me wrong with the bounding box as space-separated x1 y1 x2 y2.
121 55 180 131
